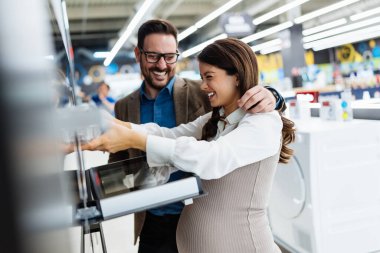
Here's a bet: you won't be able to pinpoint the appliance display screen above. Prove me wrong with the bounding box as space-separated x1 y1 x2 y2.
89 156 150 199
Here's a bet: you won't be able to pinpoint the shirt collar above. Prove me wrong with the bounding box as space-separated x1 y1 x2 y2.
166 76 176 95
140 76 176 100
219 107 246 125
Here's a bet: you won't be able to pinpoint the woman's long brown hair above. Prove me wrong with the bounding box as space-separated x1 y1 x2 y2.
198 38 295 163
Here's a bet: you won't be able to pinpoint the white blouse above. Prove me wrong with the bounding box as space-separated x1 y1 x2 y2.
131 108 282 180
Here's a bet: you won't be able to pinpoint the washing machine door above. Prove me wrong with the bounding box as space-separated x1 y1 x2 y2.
269 155 306 219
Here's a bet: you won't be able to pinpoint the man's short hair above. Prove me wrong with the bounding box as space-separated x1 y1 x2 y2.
99 82 110 90
137 19 178 49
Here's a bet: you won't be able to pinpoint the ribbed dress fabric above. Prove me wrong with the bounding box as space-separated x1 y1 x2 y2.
176 153 282 253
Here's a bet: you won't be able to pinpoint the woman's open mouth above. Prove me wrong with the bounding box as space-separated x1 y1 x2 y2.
207 92 215 99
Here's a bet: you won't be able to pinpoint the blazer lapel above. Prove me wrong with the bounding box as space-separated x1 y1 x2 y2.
173 78 188 125
126 90 141 124
125 90 144 160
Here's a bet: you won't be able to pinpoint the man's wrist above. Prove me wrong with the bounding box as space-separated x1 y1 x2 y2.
265 86 285 111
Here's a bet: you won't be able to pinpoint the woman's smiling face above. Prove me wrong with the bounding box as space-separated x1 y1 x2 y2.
199 62 240 116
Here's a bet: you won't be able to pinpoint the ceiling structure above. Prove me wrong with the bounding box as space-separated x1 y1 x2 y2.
51 0 380 55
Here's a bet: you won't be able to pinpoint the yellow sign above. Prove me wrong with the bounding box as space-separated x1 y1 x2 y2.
337 44 355 63
305 50 314 65
257 53 283 72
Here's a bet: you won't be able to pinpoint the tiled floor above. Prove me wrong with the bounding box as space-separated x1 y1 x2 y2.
70 216 138 253
101 215 138 253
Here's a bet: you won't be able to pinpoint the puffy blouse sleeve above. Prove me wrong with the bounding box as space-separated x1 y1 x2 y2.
131 112 212 140
145 111 282 180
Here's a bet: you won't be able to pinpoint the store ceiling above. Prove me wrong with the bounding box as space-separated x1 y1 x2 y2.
51 0 379 52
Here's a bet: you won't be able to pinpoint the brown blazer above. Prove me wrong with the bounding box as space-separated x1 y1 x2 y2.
108 77 211 244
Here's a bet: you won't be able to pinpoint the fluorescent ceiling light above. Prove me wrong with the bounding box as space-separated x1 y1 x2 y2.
104 0 155 66
196 0 242 28
313 29 380 51
93 52 110 58
294 0 359 24
178 26 197 41
303 16 380 43
253 0 309 25
350 6 380 21
251 39 282 52
178 0 242 41
241 21 293 44
260 45 282 55
182 33 228 58
304 24 380 50
302 18 347 36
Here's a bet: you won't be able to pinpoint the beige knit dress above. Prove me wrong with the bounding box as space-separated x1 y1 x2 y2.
176 152 281 253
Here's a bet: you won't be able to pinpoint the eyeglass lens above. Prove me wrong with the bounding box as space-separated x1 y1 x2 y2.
143 51 178 63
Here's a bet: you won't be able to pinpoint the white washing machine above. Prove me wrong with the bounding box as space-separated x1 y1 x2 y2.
268 118 380 253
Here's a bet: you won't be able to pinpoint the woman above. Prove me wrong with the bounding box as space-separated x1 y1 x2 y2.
85 38 295 253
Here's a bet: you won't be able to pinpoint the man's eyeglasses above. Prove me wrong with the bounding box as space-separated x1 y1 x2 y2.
139 49 179 64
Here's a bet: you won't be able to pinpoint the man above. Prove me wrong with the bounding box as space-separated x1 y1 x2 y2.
108 19 285 253
90 82 116 113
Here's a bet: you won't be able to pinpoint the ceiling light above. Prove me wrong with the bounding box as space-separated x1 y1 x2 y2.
241 21 293 44
303 24 380 50
104 0 155 66
303 16 380 43
93 52 110 58
350 6 380 21
312 29 380 51
253 0 309 25
196 0 242 28
251 39 282 52
182 33 228 58
302 18 347 36
178 26 197 41
294 0 359 24
260 45 282 55
178 0 242 41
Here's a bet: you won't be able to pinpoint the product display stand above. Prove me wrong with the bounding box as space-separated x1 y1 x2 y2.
69 156 204 253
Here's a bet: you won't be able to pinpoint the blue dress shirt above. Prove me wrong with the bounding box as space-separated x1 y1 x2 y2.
140 77 187 216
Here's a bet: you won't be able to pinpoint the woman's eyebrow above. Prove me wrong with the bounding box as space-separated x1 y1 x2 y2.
202 71 215 75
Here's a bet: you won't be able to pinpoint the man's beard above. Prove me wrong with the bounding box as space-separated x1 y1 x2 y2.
144 76 165 91
143 67 170 91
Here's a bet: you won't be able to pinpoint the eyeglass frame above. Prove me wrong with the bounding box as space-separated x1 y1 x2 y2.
139 48 180 64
